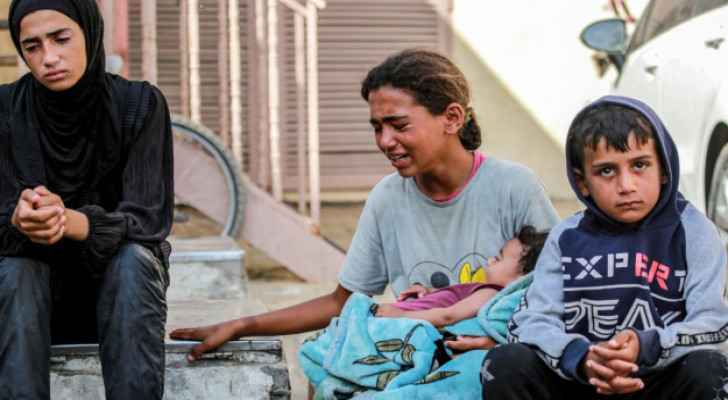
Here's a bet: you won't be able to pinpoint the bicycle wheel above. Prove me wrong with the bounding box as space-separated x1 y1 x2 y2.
171 115 245 237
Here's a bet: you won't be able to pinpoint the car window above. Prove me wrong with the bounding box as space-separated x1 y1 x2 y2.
695 0 728 16
627 0 697 54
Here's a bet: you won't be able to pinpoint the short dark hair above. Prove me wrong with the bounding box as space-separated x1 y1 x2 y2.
360 49 482 151
517 225 549 274
567 104 654 173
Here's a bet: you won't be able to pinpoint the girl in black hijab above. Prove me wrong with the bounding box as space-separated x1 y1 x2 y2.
0 1 172 399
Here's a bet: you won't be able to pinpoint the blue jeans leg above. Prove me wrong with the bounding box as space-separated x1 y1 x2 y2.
96 244 168 400
0 256 51 400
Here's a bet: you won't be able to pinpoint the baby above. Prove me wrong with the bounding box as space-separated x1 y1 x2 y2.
376 225 548 328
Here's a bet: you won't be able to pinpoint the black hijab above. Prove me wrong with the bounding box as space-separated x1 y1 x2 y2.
8 0 120 204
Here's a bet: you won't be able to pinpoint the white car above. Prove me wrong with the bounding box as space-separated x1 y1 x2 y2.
581 0 728 236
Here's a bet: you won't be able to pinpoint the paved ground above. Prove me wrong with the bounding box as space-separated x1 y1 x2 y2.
243 198 583 399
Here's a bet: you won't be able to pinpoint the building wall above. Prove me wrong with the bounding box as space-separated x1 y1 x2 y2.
452 0 648 149
453 38 574 199
0 0 17 84
449 0 648 199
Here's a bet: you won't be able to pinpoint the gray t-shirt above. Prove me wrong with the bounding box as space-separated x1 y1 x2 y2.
338 157 560 297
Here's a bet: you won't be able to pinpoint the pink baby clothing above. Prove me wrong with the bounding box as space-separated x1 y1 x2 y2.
391 282 504 311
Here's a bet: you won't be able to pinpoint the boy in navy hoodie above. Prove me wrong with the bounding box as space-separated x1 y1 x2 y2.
481 96 728 399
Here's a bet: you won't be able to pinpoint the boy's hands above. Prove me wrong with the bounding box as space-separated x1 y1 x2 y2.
11 186 66 245
582 330 643 395
397 284 431 301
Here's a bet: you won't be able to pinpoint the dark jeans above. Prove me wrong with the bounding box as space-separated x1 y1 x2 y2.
0 244 168 400
482 343 728 400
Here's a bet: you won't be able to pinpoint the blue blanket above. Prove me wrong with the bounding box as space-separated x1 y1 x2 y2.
299 274 533 399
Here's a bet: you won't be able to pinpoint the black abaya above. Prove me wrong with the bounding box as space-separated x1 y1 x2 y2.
0 1 173 398
0 0 173 269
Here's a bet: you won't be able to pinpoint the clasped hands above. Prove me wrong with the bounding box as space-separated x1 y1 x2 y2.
10 186 70 245
582 329 644 395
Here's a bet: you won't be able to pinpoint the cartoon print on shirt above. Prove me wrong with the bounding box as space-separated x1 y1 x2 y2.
406 252 490 289
455 252 489 284
406 261 454 289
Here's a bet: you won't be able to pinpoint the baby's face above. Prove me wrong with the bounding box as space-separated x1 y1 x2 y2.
486 238 525 286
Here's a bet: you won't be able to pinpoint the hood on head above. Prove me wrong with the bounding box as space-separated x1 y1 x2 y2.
565 95 681 229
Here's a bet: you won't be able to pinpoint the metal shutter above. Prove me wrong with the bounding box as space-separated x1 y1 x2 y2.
127 0 183 115
281 0 450 190
198 0 222 137
159 0 183 115
127 0 142 80
128 0 444 191
127 0 249 162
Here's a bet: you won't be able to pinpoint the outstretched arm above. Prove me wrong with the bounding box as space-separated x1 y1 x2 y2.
377 288 497 328
170 284 353 361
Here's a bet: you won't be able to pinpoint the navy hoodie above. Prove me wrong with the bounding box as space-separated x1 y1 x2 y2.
508 96 728 381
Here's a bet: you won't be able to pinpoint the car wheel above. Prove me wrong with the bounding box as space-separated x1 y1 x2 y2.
708 144 728 240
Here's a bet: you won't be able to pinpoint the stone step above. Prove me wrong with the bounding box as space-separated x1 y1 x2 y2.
50 297 290 399
167 235 247 301
50 340 289 400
